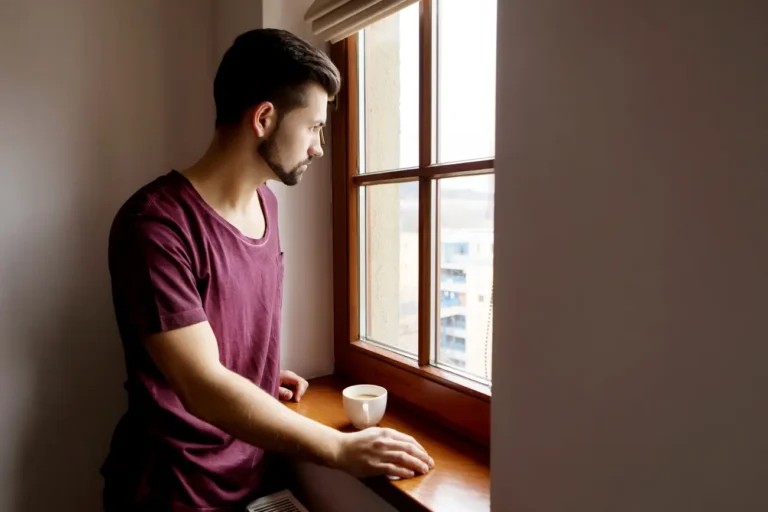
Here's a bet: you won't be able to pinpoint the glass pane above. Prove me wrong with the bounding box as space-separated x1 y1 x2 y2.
361 182 419 355
360 2 419 173
436 174 494 381
436 0 497 163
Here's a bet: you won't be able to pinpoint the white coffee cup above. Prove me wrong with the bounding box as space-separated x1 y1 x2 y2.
342 384 387 430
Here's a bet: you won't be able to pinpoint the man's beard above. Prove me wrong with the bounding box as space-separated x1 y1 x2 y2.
258 131 312 186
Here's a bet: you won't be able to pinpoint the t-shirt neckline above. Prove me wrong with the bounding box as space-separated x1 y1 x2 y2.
170 169 271 246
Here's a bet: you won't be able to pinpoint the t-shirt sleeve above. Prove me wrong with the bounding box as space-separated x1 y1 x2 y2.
110 213 207 339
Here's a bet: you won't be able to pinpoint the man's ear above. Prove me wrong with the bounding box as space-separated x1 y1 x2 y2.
251 102 277 138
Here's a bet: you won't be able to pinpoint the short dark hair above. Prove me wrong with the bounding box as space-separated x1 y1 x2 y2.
213 29 341 128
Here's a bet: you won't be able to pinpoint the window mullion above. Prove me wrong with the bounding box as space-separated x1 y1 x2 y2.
417 0 434 367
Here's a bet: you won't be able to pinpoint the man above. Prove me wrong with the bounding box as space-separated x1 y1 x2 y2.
101 29 433 511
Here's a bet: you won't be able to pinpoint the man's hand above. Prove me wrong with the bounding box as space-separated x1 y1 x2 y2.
279 370 308 402
334 427 434 479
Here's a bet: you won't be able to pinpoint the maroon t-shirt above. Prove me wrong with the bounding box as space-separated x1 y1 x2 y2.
102 170 283 511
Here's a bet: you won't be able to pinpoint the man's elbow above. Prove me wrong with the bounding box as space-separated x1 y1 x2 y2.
172 365 230 425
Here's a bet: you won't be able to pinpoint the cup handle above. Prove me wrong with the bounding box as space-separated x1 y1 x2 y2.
362 402 370 428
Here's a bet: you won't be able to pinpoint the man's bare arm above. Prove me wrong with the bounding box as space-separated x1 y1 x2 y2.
145 321 434 478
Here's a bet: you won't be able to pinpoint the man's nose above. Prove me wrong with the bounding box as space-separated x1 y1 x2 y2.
309 142 323 159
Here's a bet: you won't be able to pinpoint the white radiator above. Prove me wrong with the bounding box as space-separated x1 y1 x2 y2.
246 489 310 512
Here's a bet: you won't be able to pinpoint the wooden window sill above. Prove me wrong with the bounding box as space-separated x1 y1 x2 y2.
283 375 490 512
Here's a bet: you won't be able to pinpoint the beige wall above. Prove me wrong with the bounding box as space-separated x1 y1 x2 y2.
262 0 335 379
491 1 768 510
214 0 264 63
0 0 214 510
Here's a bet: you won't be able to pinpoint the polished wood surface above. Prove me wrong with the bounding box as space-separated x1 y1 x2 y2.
285 376 490 512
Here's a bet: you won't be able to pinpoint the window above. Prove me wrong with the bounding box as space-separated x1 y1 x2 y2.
330 0 496 442
441 268 467 284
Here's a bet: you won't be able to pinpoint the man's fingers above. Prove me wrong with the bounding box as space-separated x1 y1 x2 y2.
382 450 430 475
278 386 293 401
384 440 433 469
387 431 433 467
377 463 415 479
280 370 300 385
279 371 309 402
295 378 309 401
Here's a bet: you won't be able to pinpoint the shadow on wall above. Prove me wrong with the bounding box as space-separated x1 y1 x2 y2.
0 0 213 510
4 206 126 511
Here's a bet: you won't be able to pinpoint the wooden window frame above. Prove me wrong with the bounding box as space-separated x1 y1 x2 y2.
330 0 492 444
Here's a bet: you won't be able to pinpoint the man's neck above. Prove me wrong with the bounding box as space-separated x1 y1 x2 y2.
181 133 272 215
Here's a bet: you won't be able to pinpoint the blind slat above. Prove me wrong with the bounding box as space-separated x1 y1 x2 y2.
312 0 382 34
305 0 350 22
305 0 418 43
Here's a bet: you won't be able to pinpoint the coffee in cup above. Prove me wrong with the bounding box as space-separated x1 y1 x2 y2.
342 384 387 429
